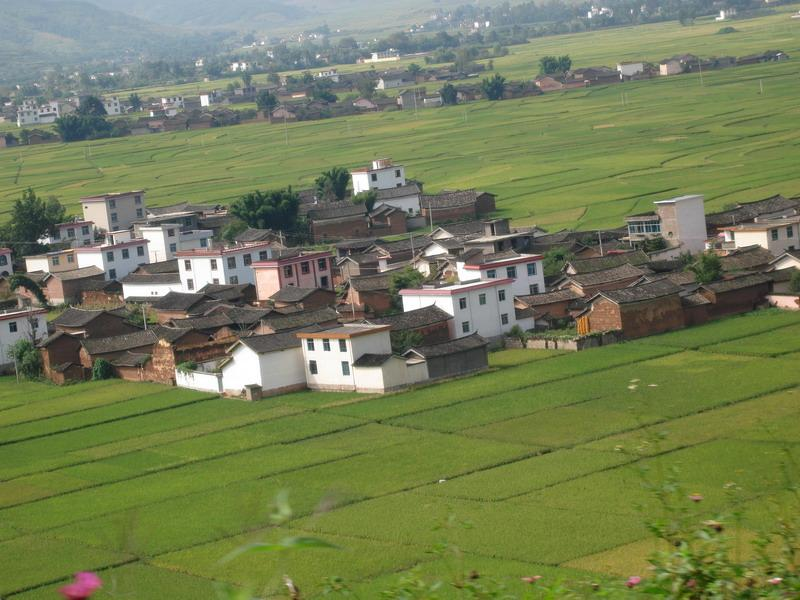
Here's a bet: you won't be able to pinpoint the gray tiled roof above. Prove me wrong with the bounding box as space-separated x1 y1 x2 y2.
111 351 151 367
406 333 488 358
82 329 158 354
375 182 421 200
706 195 800 228
120 273 181 284
237 330 308 354
270 287 324 302
569 263 646 287
368 306 451 330
719 245 775 272
48 266 104 281
137 259 179 274
151 292 210 311
262 306 339 332
596 279 681 304
349 273 391 292
516 289 582 306
421 189 486 209
307 203 367 221
52 308 109 327
352 353 394 367
567 250 650 274
701 273 772 294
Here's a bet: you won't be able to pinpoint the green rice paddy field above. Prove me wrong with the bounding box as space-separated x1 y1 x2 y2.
2 8 800 231
1 309 800 598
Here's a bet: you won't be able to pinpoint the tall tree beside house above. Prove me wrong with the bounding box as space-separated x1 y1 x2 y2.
55 114 113 142
390 330 423 354
440 83 458 105
407 63 422 78
543 247 575 277
0 189 67 257
687 252 723 284
310 80 337 103
77 95 107 116
480 74 506 101
315 167 350 201
230 188 301 232
256 90 278 118
356 78 376 100
9 274 48 306
241 71 253 88
9 340 41 379
539 55 571 75
128 93 142 111
352 190 377 212
389 267 425 310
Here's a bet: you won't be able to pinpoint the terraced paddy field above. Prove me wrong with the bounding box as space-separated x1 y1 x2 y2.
2 8 800 231
2 309 800 598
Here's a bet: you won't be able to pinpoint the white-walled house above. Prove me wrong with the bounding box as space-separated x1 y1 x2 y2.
220 332 308 396
75 231 149 280
176 241 276 292
38 220 94 248
102 96 122 115
721 216 800 255
351 158 407 193
297 324 427 393
81 190 146 232
625 194 707 257
200 91 222 107
121 272 182 300
161 96 185 109
617 62 644 78
400 279 518 341
16 101 60 127
0 308 48 369
456 252 545 296
25 249 77 275
139 224 213 263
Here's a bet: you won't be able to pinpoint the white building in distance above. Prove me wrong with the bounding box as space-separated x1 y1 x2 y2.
138 224 213 263
102 96 121 115
16 101 60 127
81 191 146 232
625 194 707 258
457 252 545 296
0 308 48 368
75 230 149 280
38 220 94 248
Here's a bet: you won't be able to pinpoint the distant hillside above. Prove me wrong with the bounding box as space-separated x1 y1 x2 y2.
0 0 227 81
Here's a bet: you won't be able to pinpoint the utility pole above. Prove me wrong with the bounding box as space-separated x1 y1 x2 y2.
429 204 434 232
759 79 764 95
142 304 148 330
283 115 289 146
698 62 704 87
598 230 604 256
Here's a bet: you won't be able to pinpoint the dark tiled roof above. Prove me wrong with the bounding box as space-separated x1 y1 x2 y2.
147 202 222 216
152 292 209 311
596 279 682 304
234 228 280 243
48 266 104 281
352 353 394 367
407 333 488 358
569 263 646 287
270 287 323 302
370 236 431 254
340 252 380 265
52 308 108 327
375 182 421 200
263 306 339 332
567 250 650 274
199 283 254 302
701 273 772 294
719 245 775 272
517 289 582 306
435 221 485 236
171 313 233 330
421 189 484 209
334 238 381 251
307 203 367 221
82 329 158 354
706 195 800 228
137 259 179 274
350 273 391 292
237 331 305 354
80 279 122 292
111 351 151 367
120 273 181 284
368 306 451 330
681 293 711 307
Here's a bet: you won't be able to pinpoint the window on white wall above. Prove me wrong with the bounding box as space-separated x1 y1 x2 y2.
498 289 506 301
309 360 318 374
341 361 350 376
459 297 467 310
527 263 537 276
461 321 470 333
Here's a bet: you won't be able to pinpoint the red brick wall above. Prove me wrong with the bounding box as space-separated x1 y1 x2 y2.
618 295 685 339
586 297 623 333
41 336 83 383
371 215 408 235
702 283 770 319
311 218 370 242
413 320 451 344
81 290 124 305
353 289 393 314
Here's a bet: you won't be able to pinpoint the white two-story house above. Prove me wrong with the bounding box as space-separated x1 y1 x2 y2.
0 307 48 368
75 231 149 280
138 224 213 263
38 220 94 248
176 241 277 291
456 252 545 296
400 279 524 341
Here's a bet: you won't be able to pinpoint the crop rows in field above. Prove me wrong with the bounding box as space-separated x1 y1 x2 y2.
1 309 800 598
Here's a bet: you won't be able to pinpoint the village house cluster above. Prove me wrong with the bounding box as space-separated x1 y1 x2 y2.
1 157 798 398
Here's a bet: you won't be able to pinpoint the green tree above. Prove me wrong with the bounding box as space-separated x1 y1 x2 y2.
389 267 425 309
302 71 314 84
543 247 575 277
230 188 301 231
128 93 142 111
92 358 115 380
440 83 458 105
221 219 249 243
310 80 337 103
241 72 253 88
9 274 48 306
557 55 572 72
9 339 41 379
390 330 423 353
1 189 67 257
688 252 723 284
356 78 376 99
539 55 571 75
55 114 113 142
255 90 278 116
790 270 800 294
352 190 377 212
407 63 422 78
77 95 107 116
480 74 506 101
315 167 350 201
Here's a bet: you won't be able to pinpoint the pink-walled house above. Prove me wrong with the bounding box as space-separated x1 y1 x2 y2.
252 250 335 304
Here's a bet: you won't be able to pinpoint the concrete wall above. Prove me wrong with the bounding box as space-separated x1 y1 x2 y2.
221 345 306 395
767 294 800 310
176 369 223 393
425 346 488 380
352 164 406 194
122 280 182 299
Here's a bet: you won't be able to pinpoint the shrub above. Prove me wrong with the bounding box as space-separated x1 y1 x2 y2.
9 339 41 379
92 359 115 380
718 26 738 34
176 361 198 373
789 270 800 294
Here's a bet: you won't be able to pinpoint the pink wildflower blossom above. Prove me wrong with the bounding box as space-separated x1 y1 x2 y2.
626 576 641 588
59 572 101 600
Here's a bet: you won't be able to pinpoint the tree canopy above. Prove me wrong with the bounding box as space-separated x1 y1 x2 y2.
128 93 142 111
76 95 107 116
389 267 425 309
481 74 506 101
229 188 301 232
440 83 458 105
315 167 350 202
256 90 278 115
352 190 377 213
0 189 67 257
687 252 723 284
539 55 572 75
55 114 113 142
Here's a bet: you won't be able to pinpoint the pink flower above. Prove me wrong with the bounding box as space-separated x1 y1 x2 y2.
521 575 542 584
625 576 641 588
686 579 696 588
768 577 783 585
59 572 101 600
688 493 704 503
